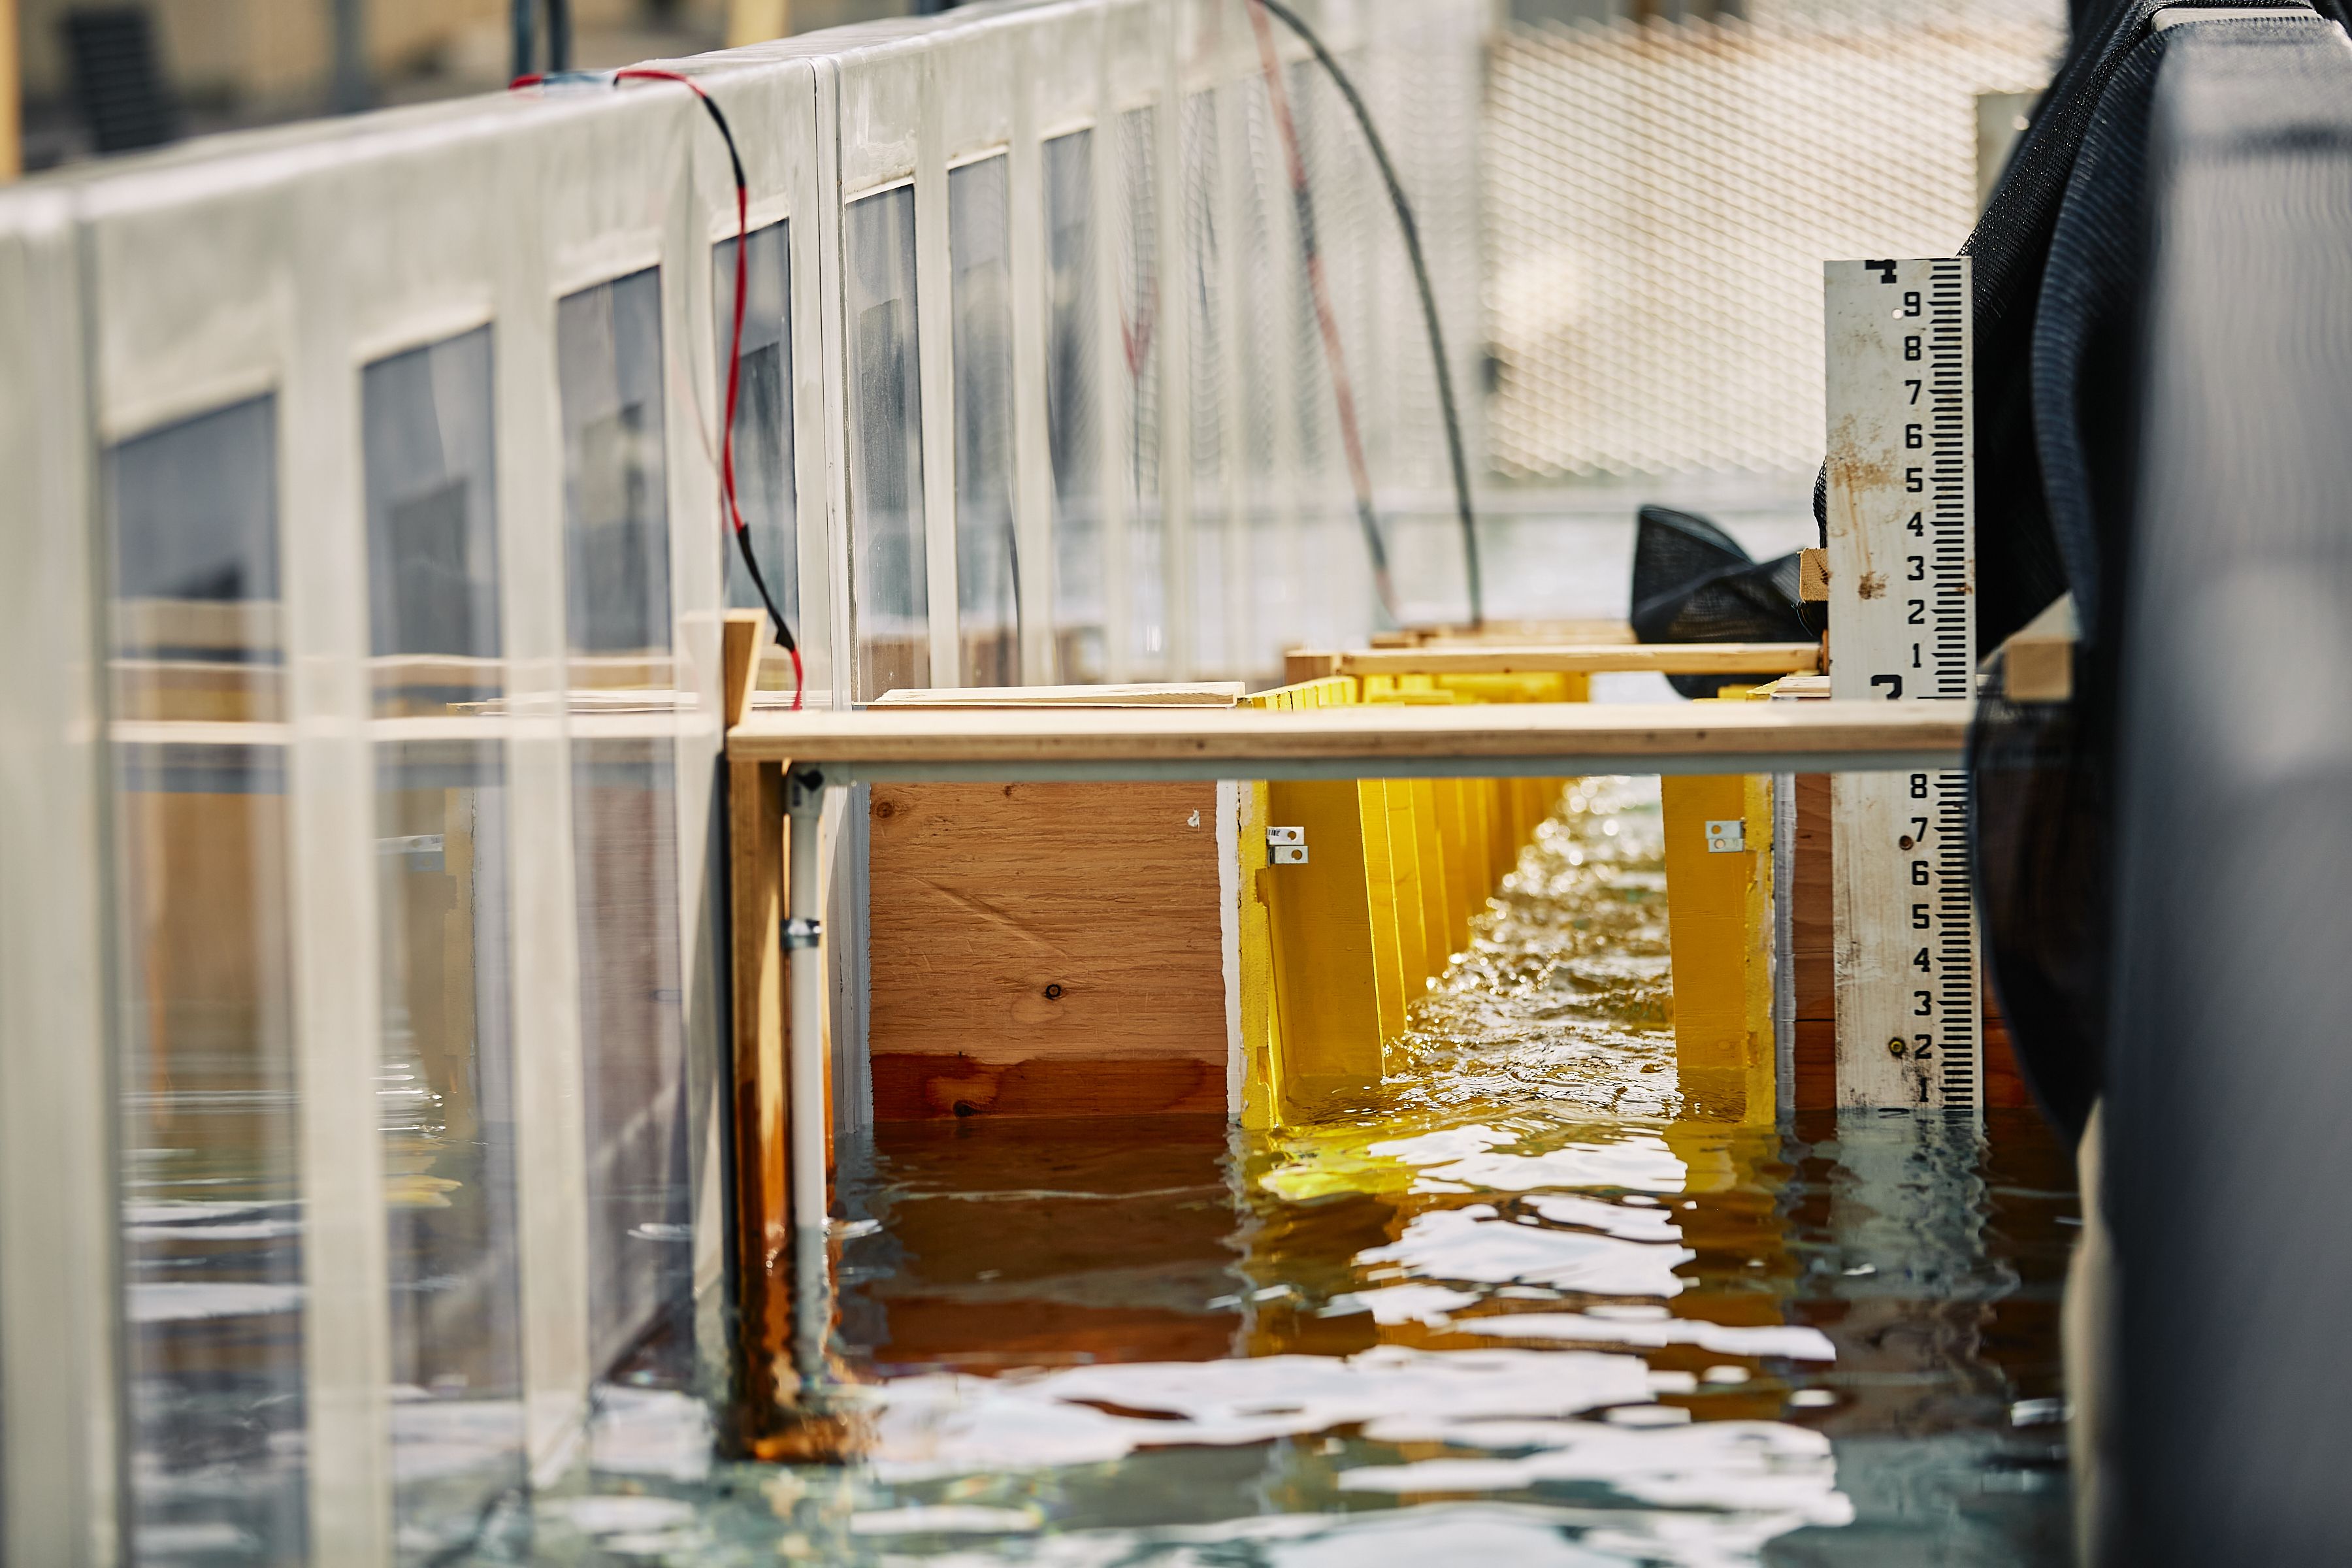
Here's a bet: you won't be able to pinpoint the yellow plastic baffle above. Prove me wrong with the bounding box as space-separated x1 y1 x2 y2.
1239 670 1582 1127
1658 688 1777 1123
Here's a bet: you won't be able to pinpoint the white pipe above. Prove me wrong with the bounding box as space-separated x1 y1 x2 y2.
786 769 828 1232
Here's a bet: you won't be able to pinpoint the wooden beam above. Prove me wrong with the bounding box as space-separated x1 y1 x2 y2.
723 610 773 732
870 681 1244 708
2000 593 2077 703
1323 644 1823 677
0 0 17 184
727 752 789 1445
728 700 1970 777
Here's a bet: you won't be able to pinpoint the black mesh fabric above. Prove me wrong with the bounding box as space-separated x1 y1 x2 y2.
1628 504 1810 699
1959 0 2344 1145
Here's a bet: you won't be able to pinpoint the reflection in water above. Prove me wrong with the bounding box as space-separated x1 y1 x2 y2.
542 782 2074 1565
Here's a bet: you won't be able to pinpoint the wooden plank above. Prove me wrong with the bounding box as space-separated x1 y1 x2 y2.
864 782 1227 1119
726 755 789 1443
727 700 1968 772
1333 644 1821 677
723 610 772 732
1366 617 1637 648
873 681 1246 708
2001 593 2078 703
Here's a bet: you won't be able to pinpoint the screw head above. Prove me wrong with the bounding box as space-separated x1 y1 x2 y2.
1044 983 1064 1000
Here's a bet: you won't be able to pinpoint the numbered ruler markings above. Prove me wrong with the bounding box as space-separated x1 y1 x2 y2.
1824 257 1979 1111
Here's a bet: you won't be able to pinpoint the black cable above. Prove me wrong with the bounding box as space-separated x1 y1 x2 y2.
547 0 573 74
1252 0 1486 630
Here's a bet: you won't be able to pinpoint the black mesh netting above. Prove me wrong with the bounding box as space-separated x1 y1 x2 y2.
1628 504 1810 699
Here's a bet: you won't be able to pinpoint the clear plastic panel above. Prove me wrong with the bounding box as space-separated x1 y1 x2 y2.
360 331 527 1560
949 155 1018 686
1119 108 1165 676
844 184 930 698
1043 129 1103 683
714 223 799 652
557 271 693 1384
557 269 672 685
567 740 689 1384
1190 87 1235 678
108 395 308 1564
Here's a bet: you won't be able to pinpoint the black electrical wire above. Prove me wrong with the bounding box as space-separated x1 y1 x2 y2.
512 67 806 706
1249 0 1486 630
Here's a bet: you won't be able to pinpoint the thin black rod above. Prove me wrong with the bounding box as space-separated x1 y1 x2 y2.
510 0 534 82
1253 0 1486 630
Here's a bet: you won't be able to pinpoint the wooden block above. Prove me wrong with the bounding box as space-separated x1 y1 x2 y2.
1799 547 1829 602
864 781 1226 1117
872 681 1246 708
723 609 773 732
2001 596 2078 704
1284 649 1344 683
1335 644 1821 678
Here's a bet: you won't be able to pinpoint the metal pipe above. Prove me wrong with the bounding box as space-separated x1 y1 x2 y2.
786 770 828 1230
510 0 534 82
546 0 572 74
785 770 830 1388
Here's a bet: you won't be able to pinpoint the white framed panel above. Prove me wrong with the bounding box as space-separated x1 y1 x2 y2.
0 187 123 1568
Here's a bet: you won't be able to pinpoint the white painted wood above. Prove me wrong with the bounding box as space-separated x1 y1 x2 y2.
1823 257 1980 1110
0 188 123 1568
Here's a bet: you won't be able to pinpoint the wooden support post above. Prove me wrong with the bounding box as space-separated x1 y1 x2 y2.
723 613 791 1443
1380 783 1430 1001
0 0 17 185
1661 758 1776 1124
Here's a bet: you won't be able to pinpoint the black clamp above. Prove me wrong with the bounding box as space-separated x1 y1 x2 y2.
783 917 823 951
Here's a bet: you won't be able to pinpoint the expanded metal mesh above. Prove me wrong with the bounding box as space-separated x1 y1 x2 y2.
1484 6 2062 478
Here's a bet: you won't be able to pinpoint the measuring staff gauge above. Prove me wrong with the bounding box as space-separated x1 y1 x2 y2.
1823 257 1980 1111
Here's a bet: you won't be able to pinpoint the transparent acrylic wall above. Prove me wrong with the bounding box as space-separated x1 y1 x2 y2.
716 223 798 638
360 327 528 1559
950 155 1019 688
1043 129 1103 685
556 269 693 1384
845 184 930 700
1117 105 1166 683
108 394 308 1563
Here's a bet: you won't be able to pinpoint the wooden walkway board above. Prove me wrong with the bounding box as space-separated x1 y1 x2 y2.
1304 644 1823 678
728 700 1968 775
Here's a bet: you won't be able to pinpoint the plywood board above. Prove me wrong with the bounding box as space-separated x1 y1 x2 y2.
865 781 1226 1120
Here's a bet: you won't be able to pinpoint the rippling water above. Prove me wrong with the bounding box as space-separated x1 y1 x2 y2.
540 781 2076 1565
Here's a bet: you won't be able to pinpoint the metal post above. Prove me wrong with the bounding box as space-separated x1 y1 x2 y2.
785 769 830 1385
510 0 534 82
329 0 369 114
546 0 572 74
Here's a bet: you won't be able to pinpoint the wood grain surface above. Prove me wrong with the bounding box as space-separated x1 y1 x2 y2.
729 700 1970 770
865 781 1228 1120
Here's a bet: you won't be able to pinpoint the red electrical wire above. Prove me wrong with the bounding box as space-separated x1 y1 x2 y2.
512 68 806 709
1243 0 1403 627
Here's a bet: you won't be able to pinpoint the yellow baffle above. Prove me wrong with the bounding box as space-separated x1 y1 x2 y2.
1658 689 1778 1124
1237 673 1577 1127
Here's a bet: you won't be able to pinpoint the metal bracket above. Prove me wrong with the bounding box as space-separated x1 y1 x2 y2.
1705 819 1746 854
783 917 823 951
1267 826 1309 865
